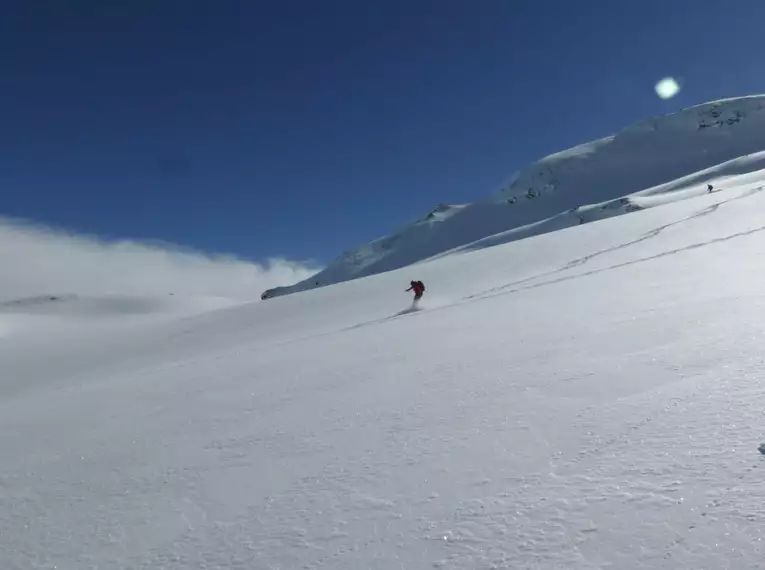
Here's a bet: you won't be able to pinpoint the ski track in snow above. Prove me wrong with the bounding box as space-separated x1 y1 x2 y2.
562 184 763 270
466 185 764 302
475 220 765 305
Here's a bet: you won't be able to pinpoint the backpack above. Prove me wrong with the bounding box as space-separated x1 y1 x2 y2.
416 280 425 292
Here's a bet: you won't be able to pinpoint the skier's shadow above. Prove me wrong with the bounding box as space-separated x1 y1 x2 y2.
395 304 422 317
345 304 424 333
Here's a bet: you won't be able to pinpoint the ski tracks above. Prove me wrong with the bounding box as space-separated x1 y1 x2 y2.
467 186 765 303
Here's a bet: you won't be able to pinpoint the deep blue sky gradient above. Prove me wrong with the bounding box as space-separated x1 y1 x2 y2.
3 0 765 262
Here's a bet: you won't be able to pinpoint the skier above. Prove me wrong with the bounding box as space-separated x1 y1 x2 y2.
707 184 714 193
407 280 425 303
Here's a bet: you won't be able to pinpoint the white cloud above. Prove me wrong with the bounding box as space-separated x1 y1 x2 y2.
0 217 319 302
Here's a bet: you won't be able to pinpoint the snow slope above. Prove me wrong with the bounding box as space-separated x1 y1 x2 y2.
263 95 765 299
4 177 765 568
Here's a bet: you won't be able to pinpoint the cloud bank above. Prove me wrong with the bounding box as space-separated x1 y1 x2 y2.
0 217 319 302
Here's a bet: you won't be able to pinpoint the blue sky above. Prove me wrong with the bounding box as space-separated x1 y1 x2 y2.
2 0 765 264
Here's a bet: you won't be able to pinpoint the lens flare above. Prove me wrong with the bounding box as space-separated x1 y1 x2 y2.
655 77 681 100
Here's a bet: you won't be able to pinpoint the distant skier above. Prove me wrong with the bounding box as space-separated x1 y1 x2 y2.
707 184 714 193
407 280 425 303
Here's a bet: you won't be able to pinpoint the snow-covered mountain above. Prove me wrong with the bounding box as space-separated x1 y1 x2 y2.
263 95 765 299
10 94 765 570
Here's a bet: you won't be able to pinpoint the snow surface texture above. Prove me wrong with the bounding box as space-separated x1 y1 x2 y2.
4 177 765 568
263 95 765 299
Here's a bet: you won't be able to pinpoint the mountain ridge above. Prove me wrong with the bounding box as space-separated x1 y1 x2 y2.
263 95 765 300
